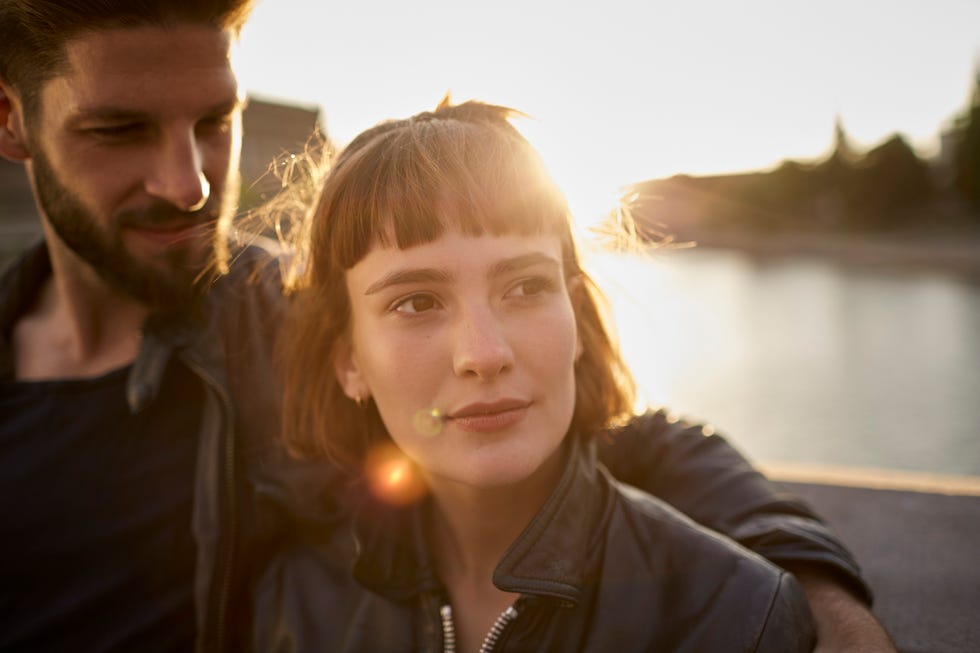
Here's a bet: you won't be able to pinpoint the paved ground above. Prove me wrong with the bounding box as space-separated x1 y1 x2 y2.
782 481 980 653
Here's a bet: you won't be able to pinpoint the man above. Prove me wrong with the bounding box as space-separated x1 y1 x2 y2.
0 1 894 651
0 4 257 651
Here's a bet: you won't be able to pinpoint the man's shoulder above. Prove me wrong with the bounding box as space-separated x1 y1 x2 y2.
603 469 786 586
598 472 813 648
206 240 288 319
0 242 49 304
0 243 50 372
214 238 285 289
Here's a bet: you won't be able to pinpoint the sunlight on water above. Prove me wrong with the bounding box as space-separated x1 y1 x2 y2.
586 247 980 476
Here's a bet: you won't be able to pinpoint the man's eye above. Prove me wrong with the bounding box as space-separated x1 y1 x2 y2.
199 114 234 134
393 294 438 314
88 124 144 140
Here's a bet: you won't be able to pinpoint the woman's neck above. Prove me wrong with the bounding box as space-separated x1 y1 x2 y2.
422 444 566 651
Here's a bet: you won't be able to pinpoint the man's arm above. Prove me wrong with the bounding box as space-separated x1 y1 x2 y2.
785 561 896 653
597 409 896 651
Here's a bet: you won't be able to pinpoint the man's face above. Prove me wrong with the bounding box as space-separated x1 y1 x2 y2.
24 24 244 310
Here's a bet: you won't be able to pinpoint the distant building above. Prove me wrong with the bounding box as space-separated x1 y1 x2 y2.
239 95 326 210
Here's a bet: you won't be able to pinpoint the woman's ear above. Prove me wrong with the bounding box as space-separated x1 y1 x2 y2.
0 81 30 163
333 338 371 403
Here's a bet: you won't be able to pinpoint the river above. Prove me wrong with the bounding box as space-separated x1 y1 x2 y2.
589 247 980 476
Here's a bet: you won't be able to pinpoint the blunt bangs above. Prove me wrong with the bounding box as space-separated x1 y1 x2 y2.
317 114 572 275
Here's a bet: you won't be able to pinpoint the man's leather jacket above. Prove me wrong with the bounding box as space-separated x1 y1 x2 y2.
1 242 869 653
254 438 818 652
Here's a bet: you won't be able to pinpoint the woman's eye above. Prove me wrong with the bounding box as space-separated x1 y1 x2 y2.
507 277 552 298
393 294 437 314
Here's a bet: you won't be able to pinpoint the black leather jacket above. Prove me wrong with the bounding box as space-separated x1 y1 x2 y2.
254 438 817 652
0 243 342 652
2 242 866 653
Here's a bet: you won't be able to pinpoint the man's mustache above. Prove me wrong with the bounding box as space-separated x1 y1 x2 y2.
117 200 221 229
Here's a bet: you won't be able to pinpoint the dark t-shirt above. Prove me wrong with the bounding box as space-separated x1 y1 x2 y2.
0 360 202 652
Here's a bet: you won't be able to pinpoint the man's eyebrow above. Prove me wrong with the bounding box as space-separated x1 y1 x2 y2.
364 268 452 295
66 107 150 126
67 96 246 126
206 96 248 116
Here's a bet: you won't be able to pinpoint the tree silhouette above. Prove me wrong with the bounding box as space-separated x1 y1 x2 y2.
848 134 934 229
952 72 980 214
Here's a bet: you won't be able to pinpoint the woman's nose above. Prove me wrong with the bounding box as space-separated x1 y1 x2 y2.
452 306 514 380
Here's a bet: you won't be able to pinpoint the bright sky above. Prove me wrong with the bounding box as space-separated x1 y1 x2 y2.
236 0 980 223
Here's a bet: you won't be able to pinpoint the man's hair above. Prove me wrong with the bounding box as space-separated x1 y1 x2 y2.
276 99 637 468
0 0 255 114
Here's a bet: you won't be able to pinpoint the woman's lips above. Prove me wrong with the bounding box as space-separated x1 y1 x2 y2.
448 400 530 432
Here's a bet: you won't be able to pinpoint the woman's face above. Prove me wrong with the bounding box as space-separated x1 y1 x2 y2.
336 231 582 490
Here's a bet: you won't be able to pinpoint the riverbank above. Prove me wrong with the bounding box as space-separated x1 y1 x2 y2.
659 227 980 281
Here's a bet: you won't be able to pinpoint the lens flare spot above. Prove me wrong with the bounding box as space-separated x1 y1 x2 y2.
386 463 406 486
413 408 444 438
363 443 428 506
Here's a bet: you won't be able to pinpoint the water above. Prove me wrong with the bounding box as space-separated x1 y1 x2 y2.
589 247 980 476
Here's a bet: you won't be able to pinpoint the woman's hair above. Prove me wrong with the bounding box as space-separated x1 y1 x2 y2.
276 98 636 468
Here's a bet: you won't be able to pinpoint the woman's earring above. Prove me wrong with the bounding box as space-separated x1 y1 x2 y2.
354 395 366 408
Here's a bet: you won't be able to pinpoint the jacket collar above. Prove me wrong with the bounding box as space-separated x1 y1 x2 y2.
0 241 49 380
351 435 609 605
0 240 216 412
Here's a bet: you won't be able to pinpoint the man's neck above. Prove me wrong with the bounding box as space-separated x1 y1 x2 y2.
12 237 148 381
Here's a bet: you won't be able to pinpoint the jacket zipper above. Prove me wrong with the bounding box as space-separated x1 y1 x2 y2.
185 359 237 653
439 603 520 653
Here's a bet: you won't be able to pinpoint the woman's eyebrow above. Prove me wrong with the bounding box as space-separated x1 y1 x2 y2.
488 252 561 278
363 252 560 295
363 268 452 295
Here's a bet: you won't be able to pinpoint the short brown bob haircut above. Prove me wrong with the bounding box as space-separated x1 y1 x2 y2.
278 99 636 468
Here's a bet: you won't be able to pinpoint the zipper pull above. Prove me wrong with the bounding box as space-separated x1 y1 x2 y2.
440 604 456 653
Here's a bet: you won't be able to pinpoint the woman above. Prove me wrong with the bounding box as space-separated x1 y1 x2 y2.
257 99 816 651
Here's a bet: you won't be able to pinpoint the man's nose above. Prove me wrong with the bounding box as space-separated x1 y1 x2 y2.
452 306 515 380
145 130 210 212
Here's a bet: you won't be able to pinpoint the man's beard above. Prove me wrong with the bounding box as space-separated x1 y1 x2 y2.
31 147 239 315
